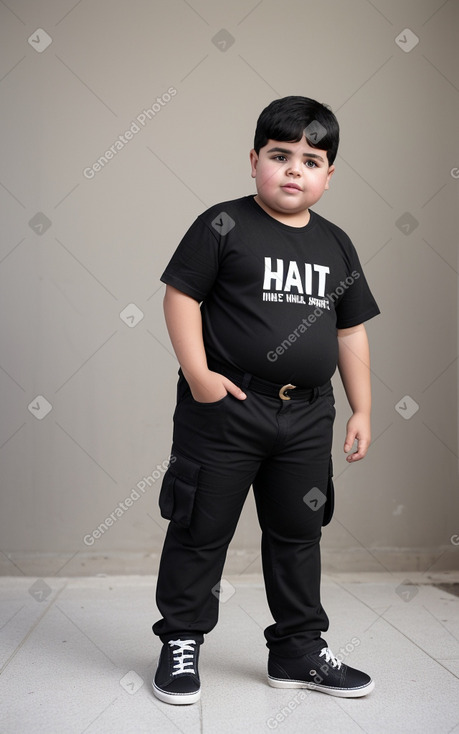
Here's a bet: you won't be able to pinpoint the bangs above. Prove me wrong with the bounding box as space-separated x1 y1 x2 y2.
263 119 306 146
253 96 340 164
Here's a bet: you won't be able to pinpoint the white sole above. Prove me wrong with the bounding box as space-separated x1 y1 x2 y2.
152 682 201 705
268 676 375 698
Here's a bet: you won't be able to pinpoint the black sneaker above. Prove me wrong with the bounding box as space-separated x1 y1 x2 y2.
268 646 374 698
153 638 201 705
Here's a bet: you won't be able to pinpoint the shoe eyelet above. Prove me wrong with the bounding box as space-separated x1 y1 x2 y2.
309 669 317 676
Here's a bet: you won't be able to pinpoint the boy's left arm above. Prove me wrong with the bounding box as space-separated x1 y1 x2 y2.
337 323 372 463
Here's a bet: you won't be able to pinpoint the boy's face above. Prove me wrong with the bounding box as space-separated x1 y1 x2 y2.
249 136 335 222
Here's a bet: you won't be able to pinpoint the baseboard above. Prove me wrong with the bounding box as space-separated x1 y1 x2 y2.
0 546 458 577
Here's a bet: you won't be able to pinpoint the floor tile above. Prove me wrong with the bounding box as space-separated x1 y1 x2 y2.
0 574 458 734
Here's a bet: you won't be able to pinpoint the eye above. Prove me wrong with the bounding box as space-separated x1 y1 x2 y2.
305 160 317 168
272 155 287 162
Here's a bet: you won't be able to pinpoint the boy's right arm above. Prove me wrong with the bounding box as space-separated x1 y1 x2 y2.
163 285 246 403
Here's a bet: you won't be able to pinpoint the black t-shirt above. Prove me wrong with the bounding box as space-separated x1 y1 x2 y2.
160 195 380 387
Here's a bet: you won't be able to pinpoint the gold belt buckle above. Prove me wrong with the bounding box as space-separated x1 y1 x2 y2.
279 383 296 401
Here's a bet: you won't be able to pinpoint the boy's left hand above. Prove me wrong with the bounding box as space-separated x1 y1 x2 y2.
343 412 371 462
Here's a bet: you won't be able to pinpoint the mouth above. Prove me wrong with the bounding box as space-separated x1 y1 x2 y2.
282 183 302 192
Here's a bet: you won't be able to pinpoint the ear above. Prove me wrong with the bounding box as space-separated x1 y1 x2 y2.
249 149 258 179
324 164 335 190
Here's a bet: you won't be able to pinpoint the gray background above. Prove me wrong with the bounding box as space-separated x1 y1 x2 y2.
0 0 458 577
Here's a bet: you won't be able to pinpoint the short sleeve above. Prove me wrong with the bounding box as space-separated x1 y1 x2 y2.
334 248 380 329
160 215 221 301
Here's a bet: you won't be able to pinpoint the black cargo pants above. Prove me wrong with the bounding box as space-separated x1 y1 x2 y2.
153 367 335 657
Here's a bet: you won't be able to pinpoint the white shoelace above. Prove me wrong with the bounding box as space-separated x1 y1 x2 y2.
318 647 342 669
168 639 197 676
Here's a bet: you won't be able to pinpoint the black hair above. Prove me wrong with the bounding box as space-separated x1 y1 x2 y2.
253 96 339 165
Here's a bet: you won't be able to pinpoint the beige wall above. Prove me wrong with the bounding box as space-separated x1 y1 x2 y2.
0 0 458 576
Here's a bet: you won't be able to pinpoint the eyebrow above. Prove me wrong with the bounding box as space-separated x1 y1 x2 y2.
266 146 325 162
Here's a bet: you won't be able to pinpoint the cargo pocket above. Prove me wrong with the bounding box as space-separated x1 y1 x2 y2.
322 457 335 527
158 450 201 528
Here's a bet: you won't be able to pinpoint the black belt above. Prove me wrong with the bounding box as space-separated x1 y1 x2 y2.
206 359 331 402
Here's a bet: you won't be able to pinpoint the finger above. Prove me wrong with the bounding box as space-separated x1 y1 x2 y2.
223 378 247 400
346 439 369 462
343 430 356 454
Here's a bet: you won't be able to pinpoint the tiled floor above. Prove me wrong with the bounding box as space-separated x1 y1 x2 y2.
1 572 459 733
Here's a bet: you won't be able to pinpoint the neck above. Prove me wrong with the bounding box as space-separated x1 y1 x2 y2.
254 196 310 227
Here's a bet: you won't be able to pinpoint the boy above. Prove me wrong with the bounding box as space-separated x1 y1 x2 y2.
152 96 380 705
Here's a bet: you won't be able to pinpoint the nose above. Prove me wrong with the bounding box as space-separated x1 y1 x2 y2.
286 159 301 176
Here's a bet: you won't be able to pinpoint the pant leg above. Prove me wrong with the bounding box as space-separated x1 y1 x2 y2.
252 388 335 656
153 375 272 642
153 472 251 642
